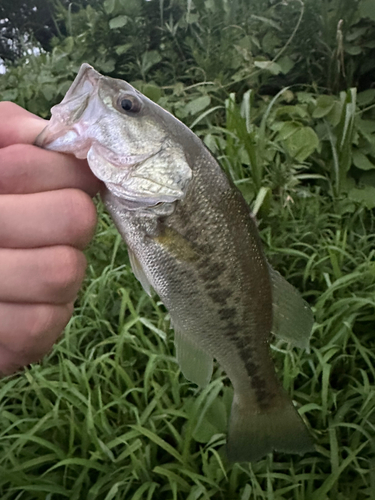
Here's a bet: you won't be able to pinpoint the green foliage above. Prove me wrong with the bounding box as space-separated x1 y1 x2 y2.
2 0 375 94
195 85 375 210
0 0 375 498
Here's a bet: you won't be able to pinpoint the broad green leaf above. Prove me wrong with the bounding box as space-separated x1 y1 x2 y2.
352 150 375 171
103 483 120 500
313 95 336 118
153 466 190 491
284 126 320 161
103 0 116 14
131 483 158 500
241 484 253 500
277 55 294 75
204 0 217 12
357 89 375 106
261 32 282 53
62 36 74 55
41 84 55 101
37 73 57 85
296 92 316 105
0 88 18 101
346 26 368 41
336 88 357 191
348 185 375 209
95 58 116 73
277 121 300 140
203 133 226 153
357 118 375 135
130 425 184 462
254 60 282 75
184 95 211 116
360 0 375 20
138 317 166 340
275 105 308 118
142 84 162 102
236 35 252 50
118 0 142 17
360 171 375 187
326 101 343 127
186 12 199 24
345 45 362 55
115 43 132 55
141 51 162 75
109 16 129 29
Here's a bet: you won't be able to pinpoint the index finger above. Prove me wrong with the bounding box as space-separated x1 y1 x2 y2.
0 101 46 147
0 102 102 196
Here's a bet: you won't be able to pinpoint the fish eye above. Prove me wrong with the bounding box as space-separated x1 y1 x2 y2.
117 94 142 114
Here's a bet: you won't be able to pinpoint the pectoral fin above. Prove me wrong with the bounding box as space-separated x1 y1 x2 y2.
269 266 313 351
174 330 213 388
128 249 152 296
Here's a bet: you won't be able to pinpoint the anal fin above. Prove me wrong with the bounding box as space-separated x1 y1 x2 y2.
174 330 213 388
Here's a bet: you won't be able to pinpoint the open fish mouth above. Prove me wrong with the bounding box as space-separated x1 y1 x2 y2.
36 117 154 177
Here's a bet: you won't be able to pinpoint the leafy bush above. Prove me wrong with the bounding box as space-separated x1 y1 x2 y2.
2 0 375 96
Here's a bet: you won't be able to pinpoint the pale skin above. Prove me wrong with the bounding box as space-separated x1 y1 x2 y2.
0 102 101 375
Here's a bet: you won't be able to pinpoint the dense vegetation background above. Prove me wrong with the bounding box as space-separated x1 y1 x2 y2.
0 0 375 498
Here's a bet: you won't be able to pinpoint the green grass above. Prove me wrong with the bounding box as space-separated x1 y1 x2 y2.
0 187 374 499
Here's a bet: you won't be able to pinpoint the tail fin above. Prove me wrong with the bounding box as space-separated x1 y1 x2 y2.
226 393 314 462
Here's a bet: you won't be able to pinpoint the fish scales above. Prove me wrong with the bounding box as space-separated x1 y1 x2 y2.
36 63 314 462
107 146 277 407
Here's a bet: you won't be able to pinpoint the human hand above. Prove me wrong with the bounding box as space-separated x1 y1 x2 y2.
0 102 101 375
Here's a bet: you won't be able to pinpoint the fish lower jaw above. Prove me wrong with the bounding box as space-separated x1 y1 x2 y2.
43 128 92 158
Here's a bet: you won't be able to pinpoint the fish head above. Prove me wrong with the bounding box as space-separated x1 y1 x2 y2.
36 63 192 207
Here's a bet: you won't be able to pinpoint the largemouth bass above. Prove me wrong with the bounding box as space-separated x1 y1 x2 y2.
36 63 314 462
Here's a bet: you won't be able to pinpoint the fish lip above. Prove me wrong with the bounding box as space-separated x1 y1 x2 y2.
35 125 79 149
35 123 92 159
35 64 103 151
63 64 102 102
